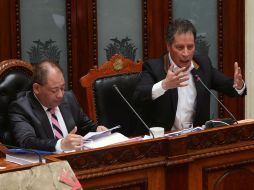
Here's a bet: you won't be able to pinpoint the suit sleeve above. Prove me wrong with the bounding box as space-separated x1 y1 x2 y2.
133 61 158 104
210 62 246 96
8 101 57 152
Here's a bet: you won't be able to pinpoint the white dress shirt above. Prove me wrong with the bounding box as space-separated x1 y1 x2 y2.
33 93 68 152
152 54 197 130
43 105 68 153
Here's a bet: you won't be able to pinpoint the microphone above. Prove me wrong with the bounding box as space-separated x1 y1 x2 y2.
113 84 155 138
194 74 238 125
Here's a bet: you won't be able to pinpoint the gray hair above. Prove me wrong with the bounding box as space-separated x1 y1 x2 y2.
32 59 63 85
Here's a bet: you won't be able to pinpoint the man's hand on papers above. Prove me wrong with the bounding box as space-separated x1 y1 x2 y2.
61 127 83 151
96 125 108 132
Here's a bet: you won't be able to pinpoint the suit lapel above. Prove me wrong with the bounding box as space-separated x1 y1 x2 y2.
29 93 55 139
162 54 178 114
191 59 205 122
59 100 76 133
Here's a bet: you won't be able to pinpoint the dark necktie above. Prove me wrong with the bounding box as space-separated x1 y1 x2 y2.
48 108 64 139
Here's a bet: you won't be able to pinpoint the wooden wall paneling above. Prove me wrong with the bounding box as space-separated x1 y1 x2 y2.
68 0 173 111
142 0 172 60
66 0 97 111
0 0 20 61
67 0 245 119
218 0 245 119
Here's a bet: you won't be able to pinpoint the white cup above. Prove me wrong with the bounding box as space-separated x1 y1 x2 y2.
150 127 165 138
181 122 193 129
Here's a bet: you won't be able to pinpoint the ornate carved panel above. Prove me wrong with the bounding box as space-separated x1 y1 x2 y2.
188 123 254 150
203 160 254 190
52 139 168 179
85 178 148 190
0 0 21 60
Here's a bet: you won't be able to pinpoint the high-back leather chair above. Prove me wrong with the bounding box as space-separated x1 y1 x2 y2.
0 59 33 145
80 54 144 137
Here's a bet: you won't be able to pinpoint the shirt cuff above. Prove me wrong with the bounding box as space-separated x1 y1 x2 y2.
55 139 64 153
235 81 246 95
152 81 167 100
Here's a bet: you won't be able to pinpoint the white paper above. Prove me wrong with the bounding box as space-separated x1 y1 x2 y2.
82 132 129 149
5 153 45 165
83 125 121 141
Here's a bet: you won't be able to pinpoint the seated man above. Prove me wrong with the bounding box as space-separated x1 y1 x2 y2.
133 18 246 132
9 60 107 152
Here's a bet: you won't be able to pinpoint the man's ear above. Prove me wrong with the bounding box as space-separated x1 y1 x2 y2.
166 43 171 51
32 83 40 94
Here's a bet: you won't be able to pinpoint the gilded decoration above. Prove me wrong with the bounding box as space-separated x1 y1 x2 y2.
113 59 123 71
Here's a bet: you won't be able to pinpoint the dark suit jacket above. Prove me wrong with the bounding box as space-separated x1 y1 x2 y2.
8 91 97 151
133 54 246 132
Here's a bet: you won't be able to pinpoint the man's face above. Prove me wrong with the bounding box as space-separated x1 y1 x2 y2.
167 32 195 68
33 68 65 108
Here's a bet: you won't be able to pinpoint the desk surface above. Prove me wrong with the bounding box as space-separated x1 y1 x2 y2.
2 121 254 190
45 121 254 190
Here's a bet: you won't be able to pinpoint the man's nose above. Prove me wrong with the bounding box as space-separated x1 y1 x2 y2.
182 48 190 56
56 89 64 98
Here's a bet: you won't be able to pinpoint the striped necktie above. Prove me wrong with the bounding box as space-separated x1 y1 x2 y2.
48 108 64 139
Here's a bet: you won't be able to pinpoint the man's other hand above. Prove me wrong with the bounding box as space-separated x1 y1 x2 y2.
233 62 244 90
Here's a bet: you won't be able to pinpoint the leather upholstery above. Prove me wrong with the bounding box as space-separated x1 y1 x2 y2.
80 54 144 137
93 73 145 136
0 60 32 145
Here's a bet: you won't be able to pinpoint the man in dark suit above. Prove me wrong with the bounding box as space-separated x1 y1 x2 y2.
9 60 107 152
133 18 246 132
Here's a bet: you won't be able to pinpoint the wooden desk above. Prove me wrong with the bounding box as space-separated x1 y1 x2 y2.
44 122 254 189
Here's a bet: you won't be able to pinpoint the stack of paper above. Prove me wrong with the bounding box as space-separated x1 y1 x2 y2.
6 153 44 165
82 126 129 149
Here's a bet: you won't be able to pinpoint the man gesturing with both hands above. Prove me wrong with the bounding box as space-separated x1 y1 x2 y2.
134 18 246 132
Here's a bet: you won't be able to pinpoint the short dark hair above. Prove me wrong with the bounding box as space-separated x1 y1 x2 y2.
32 59 63 85
165 18 196 44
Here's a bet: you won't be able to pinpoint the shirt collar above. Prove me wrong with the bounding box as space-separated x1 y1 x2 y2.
33 92 59 112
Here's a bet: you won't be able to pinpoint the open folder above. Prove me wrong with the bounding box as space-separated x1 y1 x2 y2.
82 126 129 149
83 125 121 141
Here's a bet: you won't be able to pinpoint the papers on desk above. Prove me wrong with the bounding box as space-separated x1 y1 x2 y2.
83 125 121 141
5 153 44 165
165 126 205 137
82 126 129 149
143 126 205 139
5 149 53 165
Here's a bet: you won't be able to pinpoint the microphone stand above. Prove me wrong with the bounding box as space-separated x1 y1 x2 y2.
113 85 155 138
195 75 238 124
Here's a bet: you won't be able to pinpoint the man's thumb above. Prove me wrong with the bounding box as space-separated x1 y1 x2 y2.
69 126 77 134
